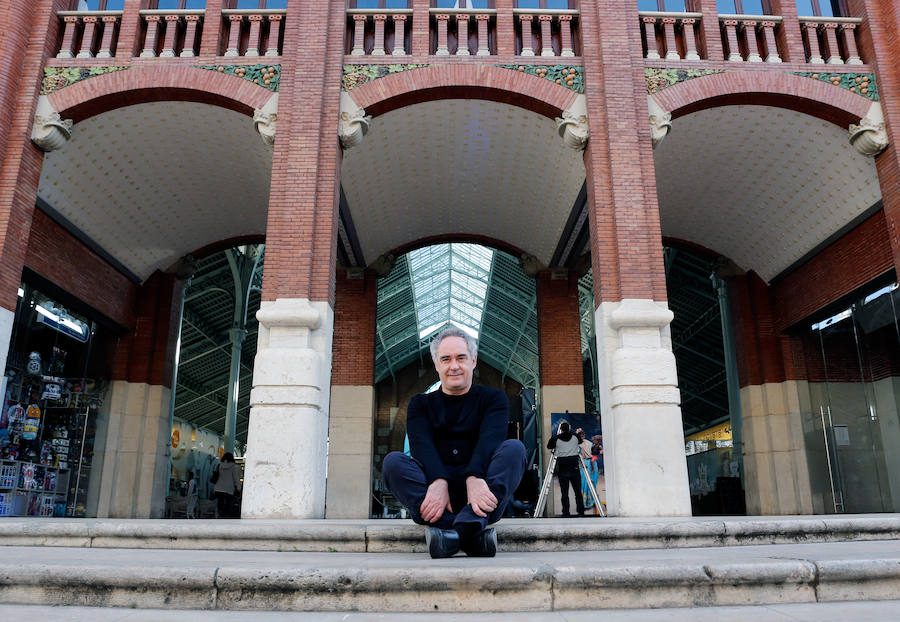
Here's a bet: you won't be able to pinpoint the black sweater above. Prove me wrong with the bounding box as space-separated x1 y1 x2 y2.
406 385 509 483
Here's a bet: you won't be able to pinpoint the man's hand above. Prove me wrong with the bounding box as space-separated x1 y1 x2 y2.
466 476 498 518
420 478 452 523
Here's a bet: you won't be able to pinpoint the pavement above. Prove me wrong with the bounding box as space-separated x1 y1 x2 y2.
2 601 900 621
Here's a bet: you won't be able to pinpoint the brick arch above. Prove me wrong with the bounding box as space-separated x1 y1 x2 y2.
652 71 874 128
348 65 581 119
46 65 274 123
390 233 528 262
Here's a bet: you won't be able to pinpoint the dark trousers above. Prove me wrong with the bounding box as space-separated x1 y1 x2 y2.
216 492 235 518
382 439 526 537
557 468 584 515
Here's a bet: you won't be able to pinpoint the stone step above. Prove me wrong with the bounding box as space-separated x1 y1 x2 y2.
1 539 899 612
3 515 900 553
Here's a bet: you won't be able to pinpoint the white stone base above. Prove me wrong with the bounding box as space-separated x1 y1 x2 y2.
326 385 375 519
594 299 691 517
93 381 172 518
740 381 813 515
242 298 334 519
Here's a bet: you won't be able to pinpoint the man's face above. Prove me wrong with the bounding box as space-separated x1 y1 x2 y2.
435 336 476 395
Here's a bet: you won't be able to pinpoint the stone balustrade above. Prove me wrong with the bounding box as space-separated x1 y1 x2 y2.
221 9 285 58
718 14 782 63
56 10 123 59
798 16 863 65
638 11 702 61
138 10 205 59
347 9 414 56
432 9 497 57
514 9 578 58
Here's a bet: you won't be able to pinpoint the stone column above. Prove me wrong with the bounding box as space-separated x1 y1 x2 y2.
77 16 98 58
456 14 470 56
243 0 345 519
140 15 161 58
392 15 407 55
681 18 700 60
266 14 284 56
181 14 200 57
803 22 824 64
56 16 79 59
539 14 554 56
246 14 263 57
537 270 587 516
821 22 843 64
760 21 781 63
224 14 243 56
840 23 862 64
351 14 367 55
743 21 762 62
519 14 534 56
476 14 491 56
580 0 691 516
98 16 119 58
559 14 574 57
160 15 180 58
93 272 183 519
372 14 387 56
723 19 742 61
661 17 679 60
326 270 377 519
642 17 659 59
435 14 450 55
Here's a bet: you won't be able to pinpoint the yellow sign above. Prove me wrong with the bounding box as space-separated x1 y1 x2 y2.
686 422 732 442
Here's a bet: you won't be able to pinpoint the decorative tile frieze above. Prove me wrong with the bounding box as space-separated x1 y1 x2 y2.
793 71 878 101
41 66 130 95
197 64 281 92
342 64 429 91
496 65 584 94
645 68 724 94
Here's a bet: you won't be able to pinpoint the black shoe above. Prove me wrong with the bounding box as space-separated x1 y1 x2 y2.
425 527 460 559
461 527 497 558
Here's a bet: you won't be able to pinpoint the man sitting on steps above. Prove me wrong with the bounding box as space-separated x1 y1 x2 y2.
382 325 527 558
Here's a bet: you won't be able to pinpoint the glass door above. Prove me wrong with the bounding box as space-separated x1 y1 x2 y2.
805 281 900 513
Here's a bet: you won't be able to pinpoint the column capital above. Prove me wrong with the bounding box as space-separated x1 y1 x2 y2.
372 14 387 21
740 20 757 28
519 14 534 22
31 95 73 152
821 22 839 30
539 14 554 22
681 18 696 25
476 13 491 21
248 14 264 22
63 15 80 24
268 13 283 22
642 16 657 24
661 17 677 25
101 15 118 23
759 20 777 27
228 14 244 23
339 91 371 150
435 13 450 20
723 19 739 26
849 101 889 157
145 14 162 23
840 22 857 31
82 15 98 24
164 14 180 23
353 13 368 22
393 14 407 22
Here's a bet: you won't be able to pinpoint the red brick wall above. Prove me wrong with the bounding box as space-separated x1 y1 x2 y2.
0 0 67 314
771 210 893 332
25 209 137 329
537 270 583 386
581 0 668 306
111 270 181 387
332 269 376 386
730 272 791 387
260 0 344 307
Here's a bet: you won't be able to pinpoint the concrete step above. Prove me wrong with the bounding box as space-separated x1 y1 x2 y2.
1 539 899 612
5 601 900 621
3 514 900 553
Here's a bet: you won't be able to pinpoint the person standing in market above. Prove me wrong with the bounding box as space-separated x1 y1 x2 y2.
213 452 241 518
186 471 199 519
547 421 584 516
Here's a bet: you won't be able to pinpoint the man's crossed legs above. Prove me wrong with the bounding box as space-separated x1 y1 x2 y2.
383 439 526 558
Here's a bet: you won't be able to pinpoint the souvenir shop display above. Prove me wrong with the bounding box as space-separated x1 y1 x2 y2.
1 285 108 518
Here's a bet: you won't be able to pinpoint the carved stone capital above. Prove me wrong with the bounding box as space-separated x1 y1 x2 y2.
555 94 589 151
31 95 73 152
648 95 672 148
253 93 278 147
339 91 371 150
849 101 889 157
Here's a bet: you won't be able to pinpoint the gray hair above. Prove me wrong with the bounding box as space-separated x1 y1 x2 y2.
429 324 478 363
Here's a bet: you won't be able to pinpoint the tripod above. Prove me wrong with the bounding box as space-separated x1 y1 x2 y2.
534 448 606 517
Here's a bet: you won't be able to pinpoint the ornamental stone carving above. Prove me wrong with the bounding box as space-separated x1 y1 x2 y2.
31 96 73 152
338 91 371 150
648 95 672 148
555 94 589 151
849 101 889 157
253 93 278 147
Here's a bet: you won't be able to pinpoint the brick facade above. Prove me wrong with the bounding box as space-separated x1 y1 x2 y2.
536 270 584 387
332 269 377 386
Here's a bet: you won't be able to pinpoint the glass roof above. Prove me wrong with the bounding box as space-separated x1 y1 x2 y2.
409 243 493 340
